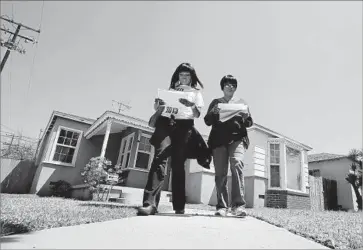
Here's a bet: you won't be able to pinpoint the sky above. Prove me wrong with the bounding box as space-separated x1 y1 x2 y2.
0 1 362 155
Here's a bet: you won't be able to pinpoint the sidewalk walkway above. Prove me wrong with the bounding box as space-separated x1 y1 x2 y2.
1 209 328 249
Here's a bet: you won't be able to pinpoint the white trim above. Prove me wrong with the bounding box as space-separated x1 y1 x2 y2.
48 126 83 167
131 131 141 169
120 168 150 173
286 188 309 195
100 119 113 158
267 140 282 188
37 111 94 162
85 111 153 139
249 124 312 151
117 132 135 168
42 161 74 167
285 143 304 192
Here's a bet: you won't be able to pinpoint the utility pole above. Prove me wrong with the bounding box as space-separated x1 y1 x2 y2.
34 129 43 161
112 100 131 113
0 16 41 74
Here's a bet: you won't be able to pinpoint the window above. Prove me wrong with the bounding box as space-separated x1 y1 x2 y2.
117 133 134 168
135 134 154 170
286 146 302 190
51 127 82 165
269 143 280 187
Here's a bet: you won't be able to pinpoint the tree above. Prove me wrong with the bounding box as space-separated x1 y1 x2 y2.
345 148 362 210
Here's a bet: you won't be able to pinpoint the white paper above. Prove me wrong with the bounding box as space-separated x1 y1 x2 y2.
218 103 249 122
218 103 249 112
158 89 193 108
157 89 194 118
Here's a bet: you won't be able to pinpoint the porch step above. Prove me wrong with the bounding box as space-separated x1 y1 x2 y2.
99 185 171 206
108 197 126 204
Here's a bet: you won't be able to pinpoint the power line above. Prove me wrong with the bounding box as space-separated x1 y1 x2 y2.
0 124 16 133
0 132 38 142
21 1 45 135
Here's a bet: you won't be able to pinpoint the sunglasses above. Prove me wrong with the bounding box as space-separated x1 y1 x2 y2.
225 83 237 88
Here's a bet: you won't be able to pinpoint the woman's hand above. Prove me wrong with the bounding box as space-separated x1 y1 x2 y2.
179 98 195 107
212 105 220 114
155 98 166 105
238 111 249 119
157 105 166 112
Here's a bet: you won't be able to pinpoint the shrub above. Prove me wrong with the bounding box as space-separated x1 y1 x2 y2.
81 157 121 200
49 180 72 198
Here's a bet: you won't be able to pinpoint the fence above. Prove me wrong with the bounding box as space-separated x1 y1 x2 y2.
1 132 39 160
309 175 324 211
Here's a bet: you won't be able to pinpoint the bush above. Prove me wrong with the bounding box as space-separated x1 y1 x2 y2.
49 180 72 198
80 157 121 200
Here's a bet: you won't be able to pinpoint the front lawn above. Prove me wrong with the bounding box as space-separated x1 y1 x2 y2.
2 194 362 249
0 194 138 236
246 208 363 249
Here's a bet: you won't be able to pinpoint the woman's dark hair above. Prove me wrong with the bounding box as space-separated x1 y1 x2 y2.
220 75 237 90
169 63 204 90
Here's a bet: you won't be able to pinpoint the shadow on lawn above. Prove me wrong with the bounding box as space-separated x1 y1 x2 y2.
77 202 138 210
1 222 30 236
0 235 24 243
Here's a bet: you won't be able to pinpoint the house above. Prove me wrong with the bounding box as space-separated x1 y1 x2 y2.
30 110 313 209
308 153 359 211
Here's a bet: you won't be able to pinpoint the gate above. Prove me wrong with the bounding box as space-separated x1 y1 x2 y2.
323 178 338 210
309 175 324 211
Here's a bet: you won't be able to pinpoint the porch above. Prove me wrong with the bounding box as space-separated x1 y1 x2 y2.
83 111 172 192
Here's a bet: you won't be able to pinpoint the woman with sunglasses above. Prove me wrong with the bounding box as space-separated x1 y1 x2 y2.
204 75 253 217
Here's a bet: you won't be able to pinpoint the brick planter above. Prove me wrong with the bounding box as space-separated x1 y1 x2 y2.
266 189 310 210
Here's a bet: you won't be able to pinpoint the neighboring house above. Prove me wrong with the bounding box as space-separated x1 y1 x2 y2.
31 110 312 209
308 153 359 211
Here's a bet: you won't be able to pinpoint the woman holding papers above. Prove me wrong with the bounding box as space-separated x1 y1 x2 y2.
137 62 206 216
204 75 253 217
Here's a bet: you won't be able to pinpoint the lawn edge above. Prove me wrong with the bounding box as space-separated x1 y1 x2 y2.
246 214 335 249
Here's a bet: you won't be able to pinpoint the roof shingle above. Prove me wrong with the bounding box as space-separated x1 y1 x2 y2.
308 153 347 163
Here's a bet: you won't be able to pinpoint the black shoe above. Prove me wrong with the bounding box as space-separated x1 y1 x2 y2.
137 205 158 216
175 209 185 214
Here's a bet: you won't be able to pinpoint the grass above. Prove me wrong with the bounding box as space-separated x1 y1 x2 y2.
2 194 362 249
164 204 363 249
0 194 138 236
246 208 362 249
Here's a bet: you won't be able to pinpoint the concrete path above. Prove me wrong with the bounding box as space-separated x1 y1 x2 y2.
1 209 328 249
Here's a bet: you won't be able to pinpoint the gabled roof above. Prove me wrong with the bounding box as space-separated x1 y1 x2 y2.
248 123 313 151
44 111 95 134
36 111 96 160
84 110 154 139
308 153 347 163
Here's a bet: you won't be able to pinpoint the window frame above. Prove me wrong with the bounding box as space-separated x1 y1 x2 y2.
285 145 303 191
268 142 281 188
117 132 135 169
49 126 83 167
134 133 154 170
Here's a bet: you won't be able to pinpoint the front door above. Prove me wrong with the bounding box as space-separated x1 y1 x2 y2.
117 133 135 168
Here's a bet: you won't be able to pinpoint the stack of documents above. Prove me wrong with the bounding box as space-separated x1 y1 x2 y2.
218 102 249 122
